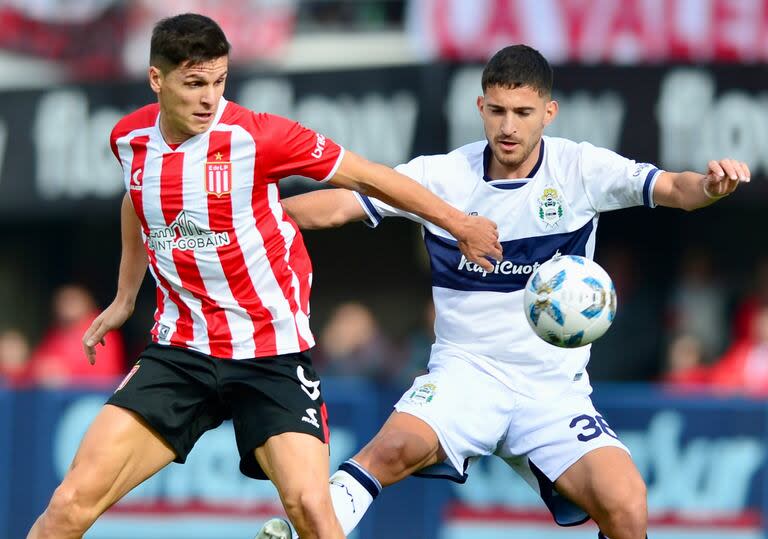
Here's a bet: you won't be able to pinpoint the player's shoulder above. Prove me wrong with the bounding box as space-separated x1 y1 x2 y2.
110 103 159 159
449 140 487 161
111 103 159 141
395 141 483 188
219 102 298 137
542 135 590 157
542 136 617 174
218 99 255 126
417 140 485 169
544 135 620 160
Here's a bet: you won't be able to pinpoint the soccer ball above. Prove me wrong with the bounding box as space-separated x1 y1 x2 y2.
523 254 617 348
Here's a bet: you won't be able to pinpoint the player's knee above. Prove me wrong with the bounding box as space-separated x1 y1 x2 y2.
281 486 333 525
279 486 302 518
46 483 100 532
363 434 413 475
596 478 647 537
612 496 647 537
300 488 334 519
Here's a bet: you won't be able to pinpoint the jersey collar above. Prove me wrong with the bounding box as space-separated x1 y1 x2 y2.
482 138 545 190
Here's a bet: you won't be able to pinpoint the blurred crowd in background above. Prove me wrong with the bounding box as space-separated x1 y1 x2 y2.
3 252 768 396
0 0 407 82
1 0 767 396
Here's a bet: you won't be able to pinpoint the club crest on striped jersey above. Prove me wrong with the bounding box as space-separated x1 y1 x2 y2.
205 152 232 197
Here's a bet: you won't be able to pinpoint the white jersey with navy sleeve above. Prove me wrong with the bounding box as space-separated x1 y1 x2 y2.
355 136 662 398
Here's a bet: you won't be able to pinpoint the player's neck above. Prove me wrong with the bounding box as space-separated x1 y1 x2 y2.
488 139 542 180
158 114 193 146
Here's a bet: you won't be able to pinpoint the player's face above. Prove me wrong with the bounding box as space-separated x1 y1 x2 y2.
149 56 229 144
478 85 557 178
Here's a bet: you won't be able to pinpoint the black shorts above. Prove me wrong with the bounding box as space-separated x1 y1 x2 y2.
107 343 329 479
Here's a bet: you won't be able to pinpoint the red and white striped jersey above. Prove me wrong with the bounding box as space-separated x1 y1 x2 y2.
110 97 344 359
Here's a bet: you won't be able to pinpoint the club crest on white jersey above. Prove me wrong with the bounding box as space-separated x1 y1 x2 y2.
537 187 564 227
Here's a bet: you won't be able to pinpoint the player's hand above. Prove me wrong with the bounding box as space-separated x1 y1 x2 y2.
703 158 751 199
454 214 502 272
82 300 133 365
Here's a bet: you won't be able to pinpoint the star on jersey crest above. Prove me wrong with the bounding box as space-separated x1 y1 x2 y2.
205 154 232 197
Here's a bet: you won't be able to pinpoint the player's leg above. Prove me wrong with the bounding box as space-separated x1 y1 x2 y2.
225 352 344 539
554 446 647 539
255 414 436 539
354 410 445 484
498 384 647 539
29 345 223 539
321 410 445 536
27 404 176 538
253 351 512 538
255 432 344 539
326 354 515 535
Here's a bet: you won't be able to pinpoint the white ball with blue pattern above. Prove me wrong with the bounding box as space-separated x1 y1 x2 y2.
523 254 617 348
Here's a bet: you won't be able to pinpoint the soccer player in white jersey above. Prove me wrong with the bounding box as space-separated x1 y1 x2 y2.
256 45 750 539
25 14 503 539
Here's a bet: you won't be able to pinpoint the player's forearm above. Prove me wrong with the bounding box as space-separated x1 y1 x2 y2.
282 189 365 229
331 153 468 235
114 195 148 309
114 246 147 309
661 171 720 211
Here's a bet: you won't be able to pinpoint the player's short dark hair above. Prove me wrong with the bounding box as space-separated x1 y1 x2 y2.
150 13 231 70
482 45 553 97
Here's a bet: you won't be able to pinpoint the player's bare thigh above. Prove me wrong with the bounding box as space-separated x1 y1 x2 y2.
254 431 331 486
353 411 447 486
554 446 647 520
62 405 175 502
33 403 175 537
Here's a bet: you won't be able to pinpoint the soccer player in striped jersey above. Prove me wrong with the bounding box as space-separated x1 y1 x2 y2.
25 14 502 539
257 45 750 539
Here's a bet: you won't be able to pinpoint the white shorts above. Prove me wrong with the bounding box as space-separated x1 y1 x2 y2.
394 349 628 525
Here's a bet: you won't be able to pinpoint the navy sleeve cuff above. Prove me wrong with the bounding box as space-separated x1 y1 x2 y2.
643 168 662 208
353 192 383 228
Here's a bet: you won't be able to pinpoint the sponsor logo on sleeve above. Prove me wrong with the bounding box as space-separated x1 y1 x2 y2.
311 133 327 159
632 162 653 177
130 167 143 191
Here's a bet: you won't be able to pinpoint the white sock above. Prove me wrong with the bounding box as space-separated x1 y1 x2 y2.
328 459 382 535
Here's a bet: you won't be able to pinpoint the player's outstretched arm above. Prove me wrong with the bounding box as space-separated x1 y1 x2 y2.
653 158 751 211
282 189 367 229
329 151 502 271
82 194 148 364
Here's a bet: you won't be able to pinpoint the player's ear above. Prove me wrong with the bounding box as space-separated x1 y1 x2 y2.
148 66 163 94
543 99 558 126
476 95 484 115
